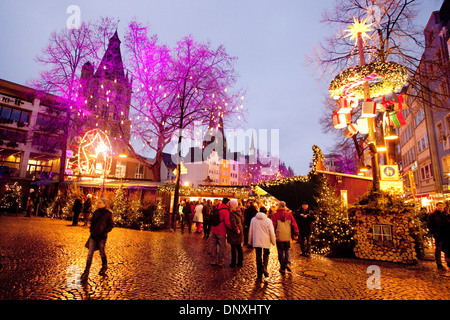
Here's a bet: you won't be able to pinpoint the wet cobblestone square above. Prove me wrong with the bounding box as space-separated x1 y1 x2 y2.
1 216 449 300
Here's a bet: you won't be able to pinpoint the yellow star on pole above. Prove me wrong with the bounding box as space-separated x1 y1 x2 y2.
345 17 373 44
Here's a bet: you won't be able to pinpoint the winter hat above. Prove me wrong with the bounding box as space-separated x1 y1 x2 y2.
99 197 108 206
230 199 238 209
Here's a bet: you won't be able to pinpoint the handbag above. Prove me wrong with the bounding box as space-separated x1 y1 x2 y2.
85 237 99 251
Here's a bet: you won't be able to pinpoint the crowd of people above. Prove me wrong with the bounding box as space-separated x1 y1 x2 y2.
175 197 316 279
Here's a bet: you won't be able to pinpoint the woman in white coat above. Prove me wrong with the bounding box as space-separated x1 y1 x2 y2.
193 201 204 233
248 206 276 279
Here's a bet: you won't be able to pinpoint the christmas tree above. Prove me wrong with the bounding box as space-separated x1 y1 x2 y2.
312 173 355 256
111 185 128 227
151 198 166 229
1 182 23 213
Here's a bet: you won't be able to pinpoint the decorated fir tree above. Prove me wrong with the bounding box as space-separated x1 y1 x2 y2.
111 186 128 226
151 198 166 228
312 173 355 256
1 182 23 213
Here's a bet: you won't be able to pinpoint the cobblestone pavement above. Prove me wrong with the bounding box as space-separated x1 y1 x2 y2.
1 215 450 301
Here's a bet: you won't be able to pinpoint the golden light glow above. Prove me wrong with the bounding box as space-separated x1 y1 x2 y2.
344 17 373 44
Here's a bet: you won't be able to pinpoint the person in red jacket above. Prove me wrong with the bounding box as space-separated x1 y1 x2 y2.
210 198 231 267
272 201 299 274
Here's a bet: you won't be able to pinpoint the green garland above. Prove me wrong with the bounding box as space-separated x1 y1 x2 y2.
255 145 325 188
329 61 408 100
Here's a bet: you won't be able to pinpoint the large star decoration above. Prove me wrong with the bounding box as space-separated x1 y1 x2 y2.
345 17 373 44
79 129 112 175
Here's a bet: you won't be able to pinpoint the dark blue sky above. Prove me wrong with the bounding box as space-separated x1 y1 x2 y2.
0 0 442 175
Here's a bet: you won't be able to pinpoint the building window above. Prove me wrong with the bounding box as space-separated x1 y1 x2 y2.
446 114 450 133
440 79 449 100
135 163 144 179
115 160 126 178
1 128 27 144
417 134 429 153
420 163 433 180
442 155 450 177
437 122 444 142
426 30 435 48
414 109 425 127
0 105 30 125
373 224 393 245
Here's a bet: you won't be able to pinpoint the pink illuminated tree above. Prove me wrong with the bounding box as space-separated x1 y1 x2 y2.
124 20 246 224
30 18 117 183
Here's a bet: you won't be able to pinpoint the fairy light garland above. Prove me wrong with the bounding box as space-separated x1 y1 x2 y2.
255 145 325 188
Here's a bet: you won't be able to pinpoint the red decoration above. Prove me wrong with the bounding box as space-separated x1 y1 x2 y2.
332 111 347 129
343 123 358 138
394 93 408 111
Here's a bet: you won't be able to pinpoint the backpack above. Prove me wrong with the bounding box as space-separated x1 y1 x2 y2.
210 206 224 227
275 213 292 242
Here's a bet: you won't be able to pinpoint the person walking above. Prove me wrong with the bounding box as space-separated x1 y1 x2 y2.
181 199 192 234
25 188 35 217
82 194 92 226
81 198 114 282
272 201 299 274
193 201 204 233
227 199 244 267
428 202 450 270
203 200 212 239
71 195 83 226
440 212 450 276
293 202 316 257
248 206 276 279
244 201 258 247
210 198 231 267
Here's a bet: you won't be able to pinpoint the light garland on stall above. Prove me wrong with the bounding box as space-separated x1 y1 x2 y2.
254 145 325 188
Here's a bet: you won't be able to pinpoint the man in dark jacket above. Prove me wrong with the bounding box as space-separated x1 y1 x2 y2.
244 201 257 247
181 199 192 234
82 194 92 226
294 202 316 257
71 196 83 226
81 198 114 281
428 202 450 270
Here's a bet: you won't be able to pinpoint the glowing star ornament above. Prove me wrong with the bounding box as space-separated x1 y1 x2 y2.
78 129 112 176
344 17 373 44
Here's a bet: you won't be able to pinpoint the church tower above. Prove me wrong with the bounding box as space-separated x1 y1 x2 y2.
202 113 228 161
80 31 132 145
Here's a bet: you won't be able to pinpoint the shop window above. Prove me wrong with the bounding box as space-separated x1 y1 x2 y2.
135 163 144 179
115 160 126 178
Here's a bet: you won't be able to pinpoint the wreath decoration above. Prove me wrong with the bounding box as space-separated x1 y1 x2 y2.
329 61 408 100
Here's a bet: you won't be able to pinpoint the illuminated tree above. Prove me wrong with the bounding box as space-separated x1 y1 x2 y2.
122 21 246 224
124 21 246 184
312 173 355 256
30 18 117 183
